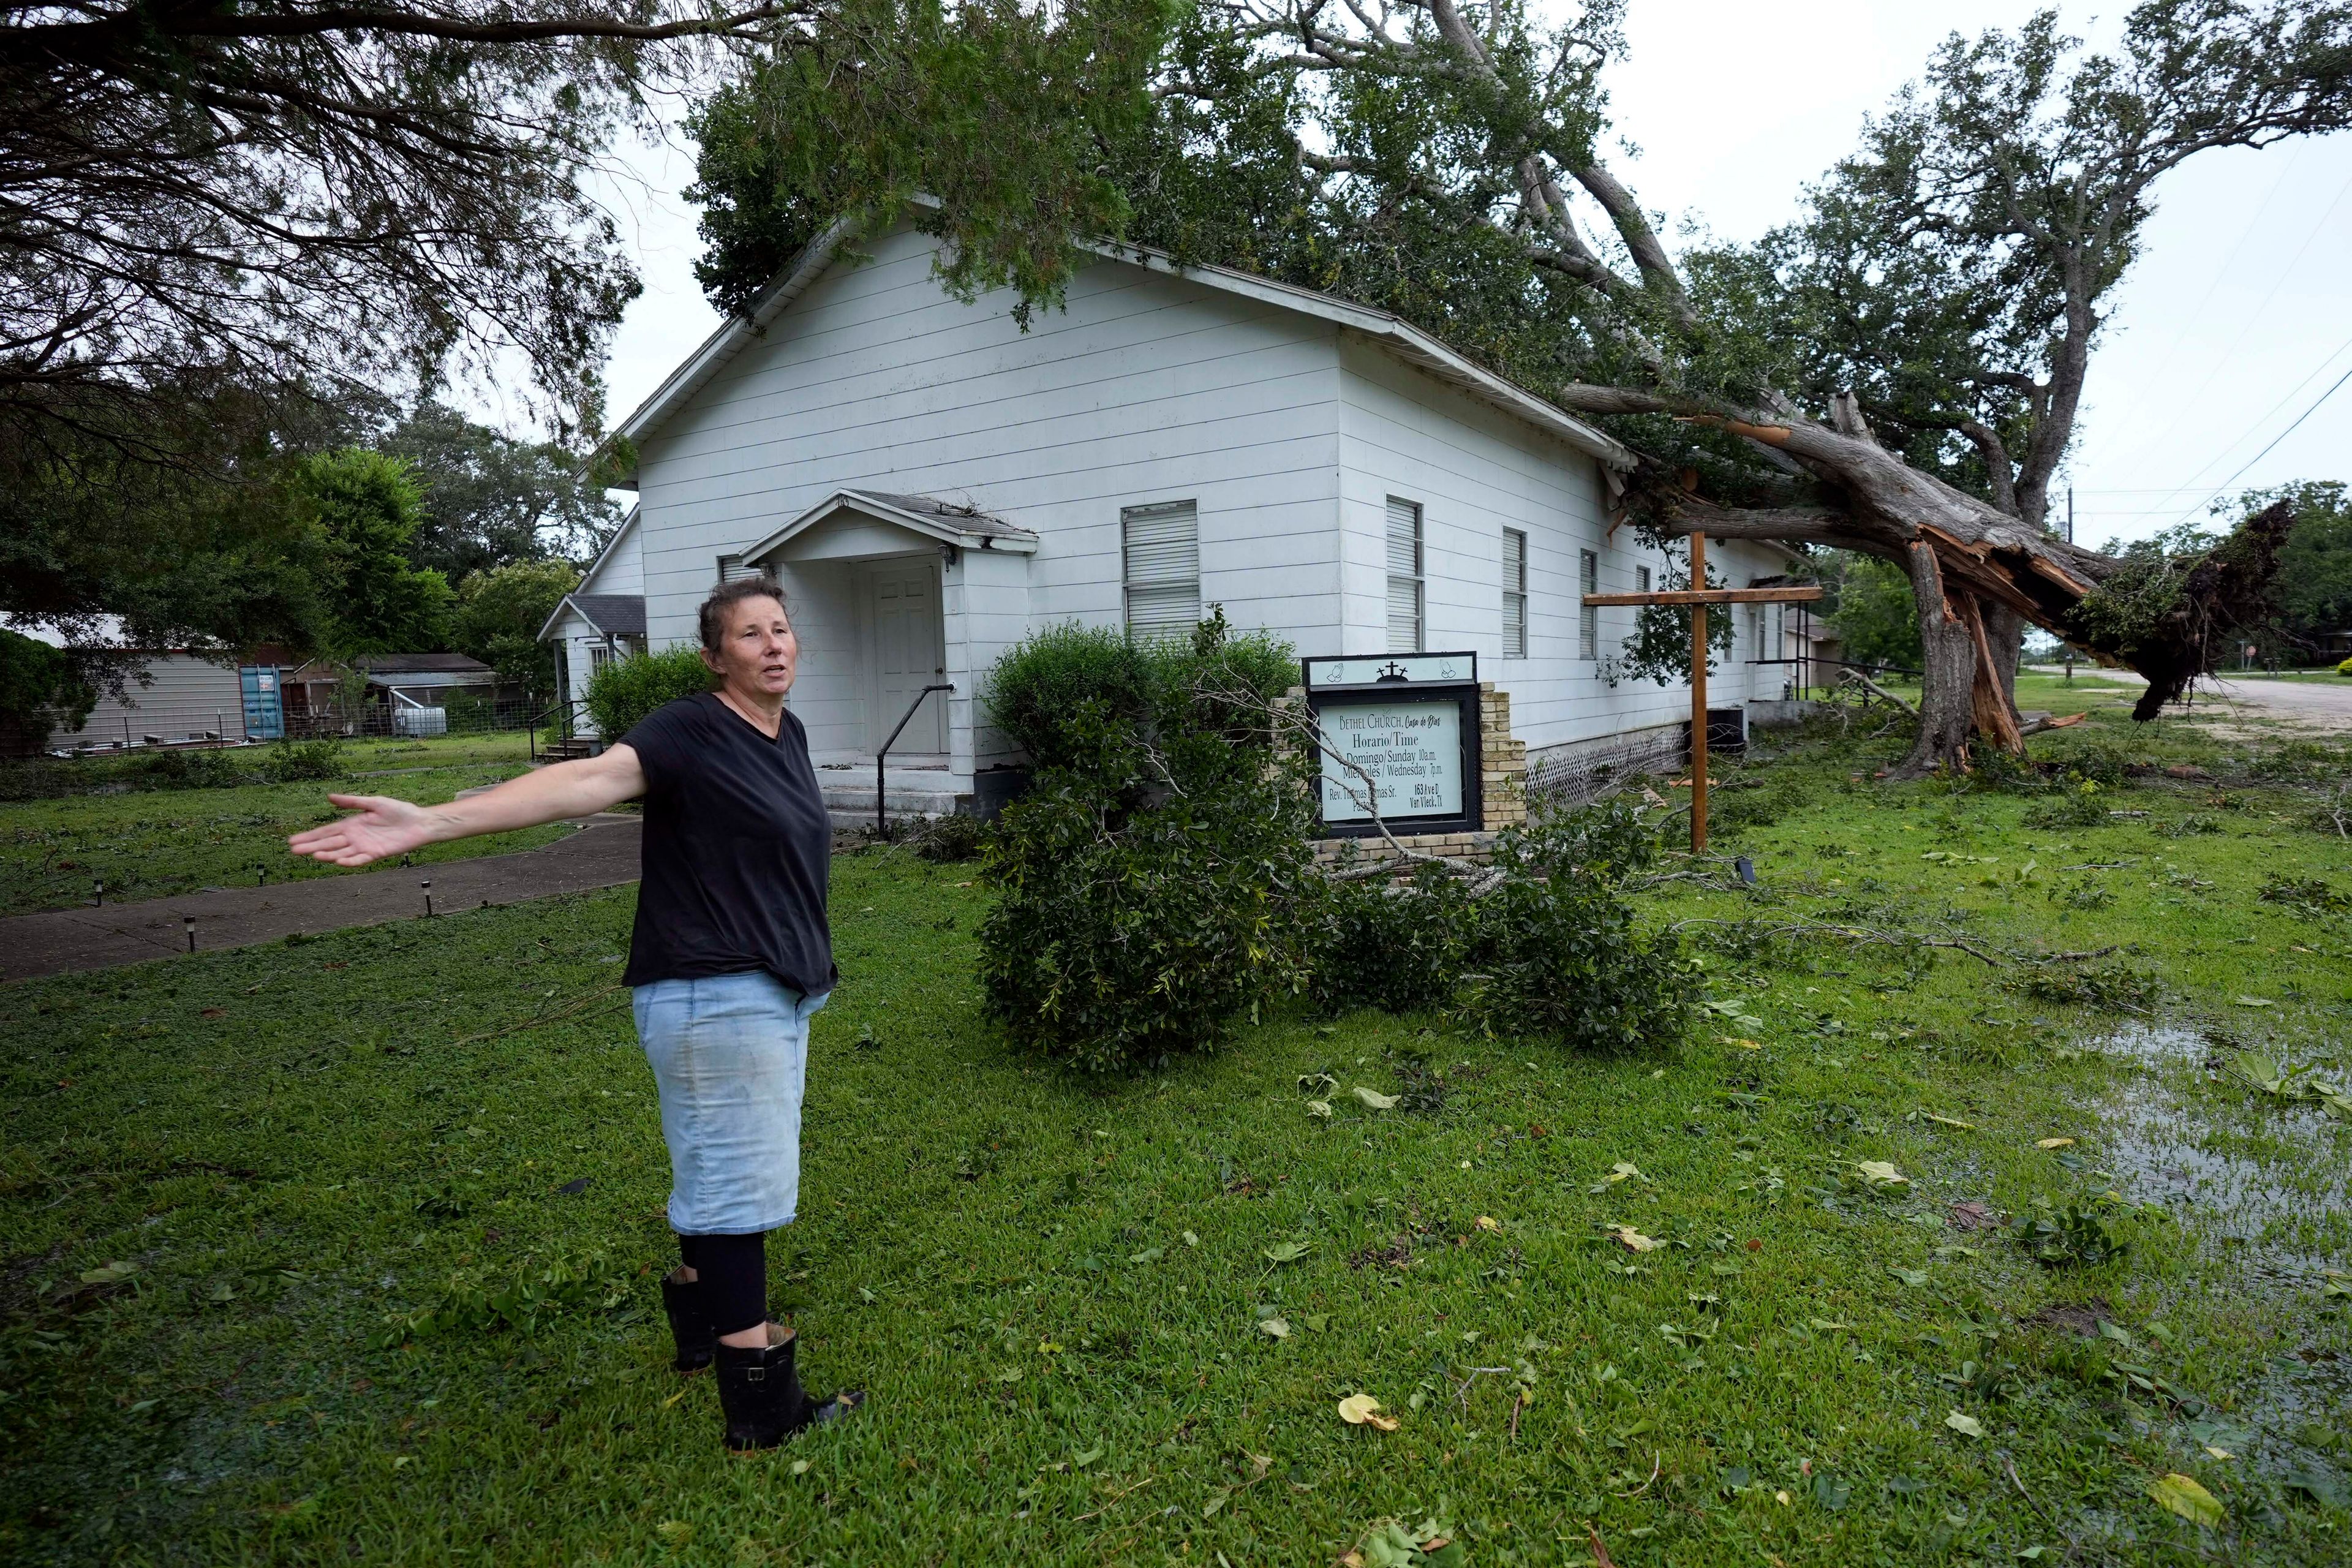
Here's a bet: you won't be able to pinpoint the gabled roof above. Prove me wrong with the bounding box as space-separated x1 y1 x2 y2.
607 214 1634 481
538 593 647 644
742 489 1039 563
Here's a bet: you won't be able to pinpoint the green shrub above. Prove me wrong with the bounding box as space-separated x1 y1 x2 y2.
977 743 1319 1071
982 622 1155 771
981 610 1298 772
1308 861 1479 1017
584 645 712 740
976 617 1319 1071
259 737 346 782
2338 655 2352 676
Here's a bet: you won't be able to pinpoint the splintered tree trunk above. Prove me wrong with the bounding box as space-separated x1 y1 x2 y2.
1959 595 2027 754
1902 540 1978 775
1984 603 2025 706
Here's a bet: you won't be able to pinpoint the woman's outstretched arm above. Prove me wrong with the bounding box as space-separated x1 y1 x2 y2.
287 744 649 869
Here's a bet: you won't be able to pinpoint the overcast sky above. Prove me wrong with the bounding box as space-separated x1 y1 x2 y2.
584 1 2352 550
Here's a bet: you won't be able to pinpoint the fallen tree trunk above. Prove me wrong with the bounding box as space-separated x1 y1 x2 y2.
1602 404 2290 775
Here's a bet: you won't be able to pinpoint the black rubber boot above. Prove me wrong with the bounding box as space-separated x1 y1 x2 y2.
660 1268 716 1374
714 1325 862 1452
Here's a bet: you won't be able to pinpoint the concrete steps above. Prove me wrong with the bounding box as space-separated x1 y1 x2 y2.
816 767 968 830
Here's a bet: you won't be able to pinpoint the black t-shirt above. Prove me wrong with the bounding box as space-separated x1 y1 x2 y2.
619 692 836 996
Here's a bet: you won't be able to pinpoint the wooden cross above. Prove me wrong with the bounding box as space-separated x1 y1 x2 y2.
1581 532 1824 851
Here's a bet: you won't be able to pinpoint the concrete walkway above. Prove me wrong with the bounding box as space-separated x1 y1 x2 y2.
1 815 643 983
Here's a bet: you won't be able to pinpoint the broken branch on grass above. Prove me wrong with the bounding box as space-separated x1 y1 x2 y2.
1664 916 2005 967
448 984 625 1047
1839 667 1918 716
1072 1472 1158 1522
1615 1452 1661 1499
1200 673 1506 891
1453 1365 1516 1408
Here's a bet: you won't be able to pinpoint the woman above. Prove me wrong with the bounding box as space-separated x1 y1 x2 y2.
289 577 860 1450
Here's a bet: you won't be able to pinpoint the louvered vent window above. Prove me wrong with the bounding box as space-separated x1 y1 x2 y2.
1122 500 1200 644
1636 564 1652 594
1578 549 1600 660
1386 497 1423 653
716 553 758 584
1501 528 1528 658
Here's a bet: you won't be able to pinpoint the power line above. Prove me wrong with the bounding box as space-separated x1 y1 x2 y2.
2127 322 2352 510
2113 156 2352 470
2173 356 2352 523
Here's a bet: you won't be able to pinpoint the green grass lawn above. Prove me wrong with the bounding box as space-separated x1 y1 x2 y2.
0 734 575 916
2 710 2349 1566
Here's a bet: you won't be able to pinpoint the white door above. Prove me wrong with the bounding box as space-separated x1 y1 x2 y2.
869 559 946 754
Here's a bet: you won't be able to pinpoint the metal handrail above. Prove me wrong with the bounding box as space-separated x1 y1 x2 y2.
528 698 589 763
876 683 954 838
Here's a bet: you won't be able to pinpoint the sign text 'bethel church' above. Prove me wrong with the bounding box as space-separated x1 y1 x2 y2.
1302 653 1483 838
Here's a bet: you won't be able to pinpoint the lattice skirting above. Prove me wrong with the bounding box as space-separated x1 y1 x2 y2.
1524 722 1689 809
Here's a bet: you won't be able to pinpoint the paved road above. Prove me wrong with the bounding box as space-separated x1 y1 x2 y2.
2030 666 2352 731
0 815 643 983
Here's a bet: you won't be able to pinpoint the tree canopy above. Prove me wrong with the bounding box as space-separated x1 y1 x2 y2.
382 401 619 581
292 448 454 657
2230 481 2352 657
451 557 581 700
2 0 793 450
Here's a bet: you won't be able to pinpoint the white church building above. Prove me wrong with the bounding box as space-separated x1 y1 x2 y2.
574 219 1804 816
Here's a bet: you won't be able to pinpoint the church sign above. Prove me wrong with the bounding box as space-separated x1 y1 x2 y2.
1302 652 1483 837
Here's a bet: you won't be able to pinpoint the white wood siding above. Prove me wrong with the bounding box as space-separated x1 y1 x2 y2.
1335 337 1777 755
633 225 1350 769
581 514 644 597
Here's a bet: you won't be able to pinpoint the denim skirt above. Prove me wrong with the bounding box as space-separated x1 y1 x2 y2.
631 971 829 1235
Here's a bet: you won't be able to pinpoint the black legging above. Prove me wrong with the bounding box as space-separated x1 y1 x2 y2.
679 1232 766 1337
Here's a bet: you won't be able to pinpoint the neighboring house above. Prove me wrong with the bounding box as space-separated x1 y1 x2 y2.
605 219 1807 814
12 618 286 753
538 510 647 734
284 653 503 736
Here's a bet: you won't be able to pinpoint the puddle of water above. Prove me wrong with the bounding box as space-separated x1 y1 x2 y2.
2089 1024 2348 1278
2085 1024 2352 1507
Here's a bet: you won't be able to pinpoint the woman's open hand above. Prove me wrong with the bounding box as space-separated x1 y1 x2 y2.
287 794 443 868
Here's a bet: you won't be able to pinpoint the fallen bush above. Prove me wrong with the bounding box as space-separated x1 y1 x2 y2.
979 620 1693 1066
1452 812 1694 1055
1308 860 1477 1017
977 617 1316 1071
1310 800 1692 1054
